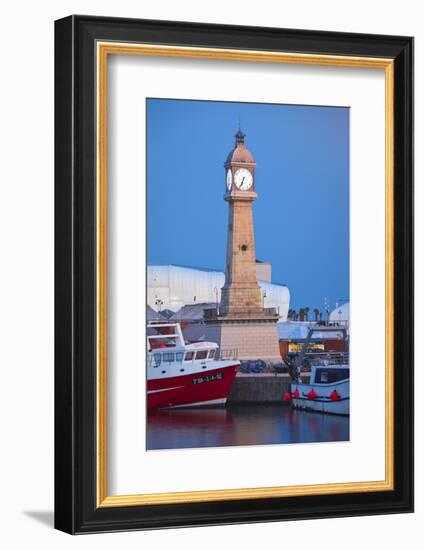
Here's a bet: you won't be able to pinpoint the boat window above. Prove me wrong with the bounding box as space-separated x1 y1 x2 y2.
164 340 176 348
184 351 194 361
208 349 215 359
195 350 208 360
176 352 184 362
149 339 177 350
315 368 349 383
163 352 175 362
153 353 162 366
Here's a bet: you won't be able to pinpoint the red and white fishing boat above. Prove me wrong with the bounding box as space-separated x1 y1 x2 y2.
147 321 239 409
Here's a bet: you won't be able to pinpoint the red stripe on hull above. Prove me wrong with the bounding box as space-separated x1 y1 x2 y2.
147 364 238 409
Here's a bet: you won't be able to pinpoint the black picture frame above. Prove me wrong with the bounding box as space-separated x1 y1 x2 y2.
55 15 413 534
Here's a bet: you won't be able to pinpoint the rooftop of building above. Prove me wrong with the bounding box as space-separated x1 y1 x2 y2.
148 263 287 287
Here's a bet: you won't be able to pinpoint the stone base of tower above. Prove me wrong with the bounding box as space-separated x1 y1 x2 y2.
204 319 282 364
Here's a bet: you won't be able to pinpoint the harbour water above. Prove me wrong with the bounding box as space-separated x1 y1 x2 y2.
146 405 349 451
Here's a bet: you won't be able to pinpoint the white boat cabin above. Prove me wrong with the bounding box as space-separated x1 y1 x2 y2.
147 322 220 368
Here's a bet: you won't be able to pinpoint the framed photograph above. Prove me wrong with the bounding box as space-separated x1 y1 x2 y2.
54 15 413 533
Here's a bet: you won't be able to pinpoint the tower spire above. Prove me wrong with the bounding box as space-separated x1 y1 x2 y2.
235 121 245 145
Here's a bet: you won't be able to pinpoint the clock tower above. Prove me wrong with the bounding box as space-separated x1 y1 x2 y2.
220 129 263 315
204 129 281 364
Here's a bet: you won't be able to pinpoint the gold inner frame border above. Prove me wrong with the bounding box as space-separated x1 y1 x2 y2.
96 42 395 508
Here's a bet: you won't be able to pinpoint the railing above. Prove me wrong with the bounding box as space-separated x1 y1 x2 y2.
203 307 279 320
215 348 238 361
263 307 279 316
306 352 349 366
288 319 349 328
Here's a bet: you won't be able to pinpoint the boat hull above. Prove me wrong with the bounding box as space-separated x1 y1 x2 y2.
147 363 239 409
290 379 349 415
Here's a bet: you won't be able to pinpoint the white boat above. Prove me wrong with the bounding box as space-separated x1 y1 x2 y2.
147 321 239 409
285 327 349 415
289 363 349 415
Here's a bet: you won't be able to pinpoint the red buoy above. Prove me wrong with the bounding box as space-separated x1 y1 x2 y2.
307 389 317 400
283 391 292 401
330 390 340 401
292 389 300 398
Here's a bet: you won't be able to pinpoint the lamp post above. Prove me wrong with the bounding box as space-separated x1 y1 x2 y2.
324 297 330 322
213 286 219 314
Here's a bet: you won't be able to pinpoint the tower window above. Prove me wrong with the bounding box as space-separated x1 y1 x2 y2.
240 244 248 252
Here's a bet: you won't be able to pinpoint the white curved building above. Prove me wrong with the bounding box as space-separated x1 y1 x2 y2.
329 302 349 324
148 264 290 321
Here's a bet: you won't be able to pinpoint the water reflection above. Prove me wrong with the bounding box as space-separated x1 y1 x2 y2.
146 405 349 450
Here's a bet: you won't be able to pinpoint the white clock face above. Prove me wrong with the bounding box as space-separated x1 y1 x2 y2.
234 168 253 191
226 169 232 190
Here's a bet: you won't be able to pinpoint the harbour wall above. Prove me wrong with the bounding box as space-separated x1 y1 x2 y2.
227 373 309 404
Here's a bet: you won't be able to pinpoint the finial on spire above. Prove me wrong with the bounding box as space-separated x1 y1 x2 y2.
235 120 245 145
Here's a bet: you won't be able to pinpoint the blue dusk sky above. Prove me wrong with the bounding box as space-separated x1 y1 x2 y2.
147 98 349 311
